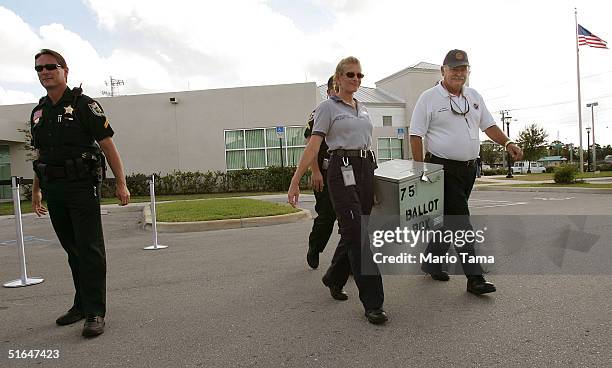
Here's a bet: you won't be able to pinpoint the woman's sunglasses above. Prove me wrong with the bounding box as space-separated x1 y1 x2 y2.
35 64 62 72
345 72 364 79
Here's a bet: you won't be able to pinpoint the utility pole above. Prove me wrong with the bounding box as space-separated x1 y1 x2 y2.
101 76 125 97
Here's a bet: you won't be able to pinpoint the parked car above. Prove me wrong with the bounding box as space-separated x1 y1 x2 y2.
511 161 546 174
605 155 612 164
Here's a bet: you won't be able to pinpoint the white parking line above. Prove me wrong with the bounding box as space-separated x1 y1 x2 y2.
469 198 528 209
533 197 575 201
470 202 529 209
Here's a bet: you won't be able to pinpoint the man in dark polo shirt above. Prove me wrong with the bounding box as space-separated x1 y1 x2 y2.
303 76 337 270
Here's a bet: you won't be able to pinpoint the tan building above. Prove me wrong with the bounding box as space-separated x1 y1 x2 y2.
0 62 440 199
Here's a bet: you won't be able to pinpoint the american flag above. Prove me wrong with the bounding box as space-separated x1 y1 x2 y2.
578 24 608 49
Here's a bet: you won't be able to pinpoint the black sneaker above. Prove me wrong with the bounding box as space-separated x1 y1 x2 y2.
467 275 496 295
82 316 105 337
306 249 319 269
365 308 388 325
56 307 83 326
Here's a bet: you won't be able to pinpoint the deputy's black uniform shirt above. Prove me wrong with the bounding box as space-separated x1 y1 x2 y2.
30 87 114 166
303 110 330 170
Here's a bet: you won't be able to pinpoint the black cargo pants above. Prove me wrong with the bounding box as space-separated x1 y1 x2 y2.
42 178 107 317
323 153 384 311
421 155 483 276
308 169 336 254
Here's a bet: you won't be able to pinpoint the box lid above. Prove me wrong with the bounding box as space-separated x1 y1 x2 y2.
374 159 443 184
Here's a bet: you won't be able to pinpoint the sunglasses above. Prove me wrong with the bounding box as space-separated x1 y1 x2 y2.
35 64 62 72
345 72 364 79
449 96 470 126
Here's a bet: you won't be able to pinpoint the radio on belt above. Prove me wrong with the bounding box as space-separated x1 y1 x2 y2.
372 159 444 231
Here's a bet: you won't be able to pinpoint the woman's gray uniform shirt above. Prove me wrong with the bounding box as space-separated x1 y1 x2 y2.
311 95 373 151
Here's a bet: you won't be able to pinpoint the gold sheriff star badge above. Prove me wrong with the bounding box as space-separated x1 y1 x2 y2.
64 105 74 115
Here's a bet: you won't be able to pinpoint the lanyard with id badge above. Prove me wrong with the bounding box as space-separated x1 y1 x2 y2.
341 157 356 186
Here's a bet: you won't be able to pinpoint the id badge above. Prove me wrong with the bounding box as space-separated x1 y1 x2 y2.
341 165 356 186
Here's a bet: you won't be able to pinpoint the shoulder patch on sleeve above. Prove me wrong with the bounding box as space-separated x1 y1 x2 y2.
88 101 105 117
32 109 43 125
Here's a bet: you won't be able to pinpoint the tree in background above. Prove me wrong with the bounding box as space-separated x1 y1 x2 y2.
548 140 563 157
479 139 503 166
517 123 548 173
18 121 36 161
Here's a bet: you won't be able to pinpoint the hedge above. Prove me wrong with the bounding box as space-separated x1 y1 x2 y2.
100 167 312 198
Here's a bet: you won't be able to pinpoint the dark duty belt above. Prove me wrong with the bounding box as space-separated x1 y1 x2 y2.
330 149 375 158
35 163 67 179
426 153 477 168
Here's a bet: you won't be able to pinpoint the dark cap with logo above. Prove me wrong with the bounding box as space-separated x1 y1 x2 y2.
443 49 469 68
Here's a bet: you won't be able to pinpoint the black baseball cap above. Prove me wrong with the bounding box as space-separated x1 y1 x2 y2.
443 49 469 68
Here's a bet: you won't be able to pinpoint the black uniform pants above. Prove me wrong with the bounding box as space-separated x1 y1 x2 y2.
421 157 483 276
42 178 107 317
308 170 336 254
324 155 384 311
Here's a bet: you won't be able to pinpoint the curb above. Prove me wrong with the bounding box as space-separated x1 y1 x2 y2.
474 186 612 194
142 205 311 233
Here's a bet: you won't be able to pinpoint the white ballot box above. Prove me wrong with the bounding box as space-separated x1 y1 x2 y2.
372 159 444 231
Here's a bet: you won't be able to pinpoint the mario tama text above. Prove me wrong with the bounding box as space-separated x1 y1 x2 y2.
370 227 495 265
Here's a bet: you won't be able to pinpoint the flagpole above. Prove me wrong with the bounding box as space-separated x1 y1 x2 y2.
575 8 585 173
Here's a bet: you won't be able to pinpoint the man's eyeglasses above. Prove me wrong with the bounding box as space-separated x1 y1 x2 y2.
35 64 62 72
345 72 364 79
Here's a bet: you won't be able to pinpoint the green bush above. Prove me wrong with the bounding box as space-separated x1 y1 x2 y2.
100 167 311 198
553 164 578 184
596 163 612 171
481 168 508 176
545 166 556 173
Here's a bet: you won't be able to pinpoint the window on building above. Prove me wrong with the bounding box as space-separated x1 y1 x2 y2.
0 145 11 200
224 127 306 170
382 116 392 127
377 137 402 162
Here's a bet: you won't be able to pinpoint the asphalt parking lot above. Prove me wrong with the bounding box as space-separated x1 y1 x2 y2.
1 190 611 367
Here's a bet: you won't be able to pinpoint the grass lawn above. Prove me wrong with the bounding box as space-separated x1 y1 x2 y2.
0 191 291 216
494 172 612 181
155 198 299 222
507 182 612 188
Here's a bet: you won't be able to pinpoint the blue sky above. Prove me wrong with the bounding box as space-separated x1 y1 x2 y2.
1 0 612 146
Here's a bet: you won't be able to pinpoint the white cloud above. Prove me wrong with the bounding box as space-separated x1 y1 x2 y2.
0 86 37 105
1 0 612 144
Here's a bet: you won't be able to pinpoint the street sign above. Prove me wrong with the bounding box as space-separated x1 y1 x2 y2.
397 127 405 140
276 126 285 139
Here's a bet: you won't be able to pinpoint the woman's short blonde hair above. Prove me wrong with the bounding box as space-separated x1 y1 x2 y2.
334 56 361 81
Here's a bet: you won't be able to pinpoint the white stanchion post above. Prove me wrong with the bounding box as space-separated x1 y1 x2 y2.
144 174 167 250
3 176 44 288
